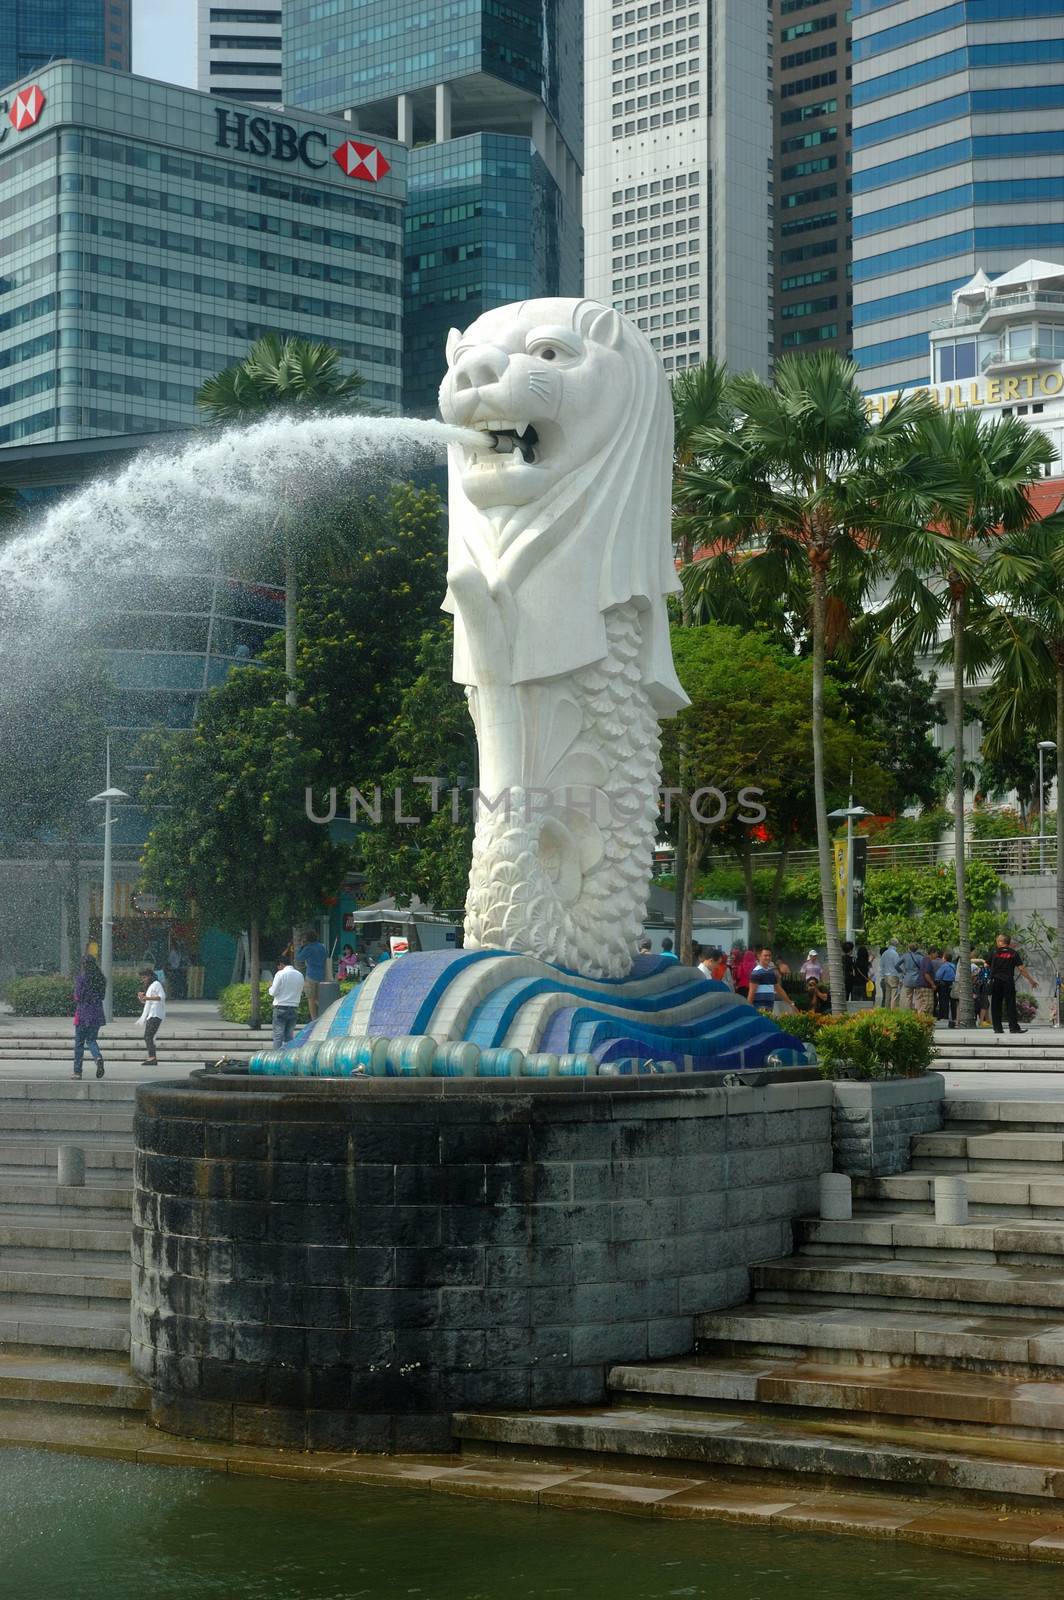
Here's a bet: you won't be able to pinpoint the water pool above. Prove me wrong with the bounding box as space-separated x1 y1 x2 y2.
1 1449 1059 1600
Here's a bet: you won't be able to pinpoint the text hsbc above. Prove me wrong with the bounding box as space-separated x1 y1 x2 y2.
215 108 327 168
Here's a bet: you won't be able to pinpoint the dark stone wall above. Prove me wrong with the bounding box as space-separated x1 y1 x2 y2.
132 1074 832 1452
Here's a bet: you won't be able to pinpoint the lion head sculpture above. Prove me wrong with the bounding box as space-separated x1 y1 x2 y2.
438 297 688 715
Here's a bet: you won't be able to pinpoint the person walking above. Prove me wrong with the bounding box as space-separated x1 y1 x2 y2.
855 943 872 1001
137 967 166 1065
916 947 941 1018
987 932 1037 1035
269 952 305 1046
736 945 759 995
296 929 328 1021
747 947 797 1014
972 957 991 1027
799 949 822 983
72 952 107 1080
935 952 959 1028
879 939 902 1009
898 943 925 1011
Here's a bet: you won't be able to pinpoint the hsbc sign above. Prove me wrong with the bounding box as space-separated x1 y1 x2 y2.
215 109 390 183
0 81 46 149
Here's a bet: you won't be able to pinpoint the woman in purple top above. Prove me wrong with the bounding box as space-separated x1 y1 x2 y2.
73 953 107 1080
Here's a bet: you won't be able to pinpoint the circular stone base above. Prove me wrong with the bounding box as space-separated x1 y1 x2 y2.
133 1068 825 1453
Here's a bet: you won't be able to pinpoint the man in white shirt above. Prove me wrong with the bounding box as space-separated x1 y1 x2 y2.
137 967 166 1065
268 954 305 1048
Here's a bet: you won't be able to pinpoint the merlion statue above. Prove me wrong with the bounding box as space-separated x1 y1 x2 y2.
438 297 689 980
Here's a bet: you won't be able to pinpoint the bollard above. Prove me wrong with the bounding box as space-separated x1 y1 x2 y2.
935 1175 968 1226
819 1171 852 1221
58 1145 85 1188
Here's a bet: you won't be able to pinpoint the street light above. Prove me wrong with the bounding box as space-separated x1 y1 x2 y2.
1038 740 1056 875
89 738 129 1026
828 803 872 944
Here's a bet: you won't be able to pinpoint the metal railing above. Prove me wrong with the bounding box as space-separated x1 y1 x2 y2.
700 836 1057 878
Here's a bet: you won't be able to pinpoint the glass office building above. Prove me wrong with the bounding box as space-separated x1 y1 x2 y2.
0 58 405 447
0 0 129 85
283 0 584 414
852 0 1064 393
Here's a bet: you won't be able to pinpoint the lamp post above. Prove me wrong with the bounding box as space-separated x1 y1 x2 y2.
89 739 129 1026
828 802 872 944
1038 741 1056 875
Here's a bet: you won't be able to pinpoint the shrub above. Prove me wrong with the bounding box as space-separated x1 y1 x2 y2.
787 1007 936 1081
5 969 144 1018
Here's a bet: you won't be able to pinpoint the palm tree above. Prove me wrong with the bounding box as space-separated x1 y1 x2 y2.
862 410 1052 1025
981 513 1064 1008
680 351 945 1013
669 360 732 960
197 334 366 708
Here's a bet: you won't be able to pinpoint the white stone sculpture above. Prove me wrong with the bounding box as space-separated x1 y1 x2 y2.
438 297 689 980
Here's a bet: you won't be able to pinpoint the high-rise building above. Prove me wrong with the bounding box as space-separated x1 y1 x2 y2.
195 1 282 106
852 1 1064 394
772 0 852 363
283 0 584 414
583 0 772 379
0 0 130 83
0 60 404 447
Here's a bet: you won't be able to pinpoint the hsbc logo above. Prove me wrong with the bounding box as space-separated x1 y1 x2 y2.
9 84 45 131
215 109 390 184
333 139 390 183
0 81 46 149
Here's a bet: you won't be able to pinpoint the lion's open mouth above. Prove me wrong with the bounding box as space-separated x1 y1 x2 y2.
470 421 539 464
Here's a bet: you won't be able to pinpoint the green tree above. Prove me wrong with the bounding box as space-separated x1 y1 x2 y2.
679 351 944 1011
834 657 947 813
292 482 449 789
669 360 734 961
140 659 344 1029
357 621 476 912
981 513 1064 998
0 655 110 970
863 410 1053 1024
660 624 891 945
196 333 366 707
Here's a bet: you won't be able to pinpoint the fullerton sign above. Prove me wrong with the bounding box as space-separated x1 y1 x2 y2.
866 367 1064 418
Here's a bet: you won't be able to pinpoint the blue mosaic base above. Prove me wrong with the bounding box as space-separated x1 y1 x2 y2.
250 950 814 1080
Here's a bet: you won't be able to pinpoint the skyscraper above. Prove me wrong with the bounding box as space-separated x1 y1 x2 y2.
283 0 584 413
852 0 1064 394
0 0 129 83
772 0 852 363
583 0 772 379
195 1 282 106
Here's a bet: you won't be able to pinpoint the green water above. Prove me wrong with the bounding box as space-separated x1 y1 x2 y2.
1 1449 1060 1600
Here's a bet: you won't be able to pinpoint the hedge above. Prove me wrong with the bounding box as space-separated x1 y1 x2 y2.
217 980 356 1026
785 1007 936 1080
5 970 145 1018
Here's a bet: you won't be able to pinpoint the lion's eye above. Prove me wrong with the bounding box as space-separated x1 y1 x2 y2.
539 348 557 361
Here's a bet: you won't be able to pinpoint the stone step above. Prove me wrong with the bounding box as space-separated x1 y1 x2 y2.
696 1302 1064 1376
945 1101 1064 1131
0 1304 129 1355
0 1181 131 1219
912 1132 1064 1169
453 1402 1064 1507
0 1350 146 1416
797 1214 1064 1266
0 1144 133 1169
0 1219 129 1254
0 1110 135 1139
0 1082 138 1102
854 1171 1064 1218
607 1355 1064 1442
0 1258 130 1303
753 1255 1064 1317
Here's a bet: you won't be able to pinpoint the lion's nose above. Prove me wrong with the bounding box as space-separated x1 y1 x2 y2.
452 344 510 394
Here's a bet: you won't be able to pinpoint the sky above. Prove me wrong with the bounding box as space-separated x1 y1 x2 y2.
131 0 196 87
